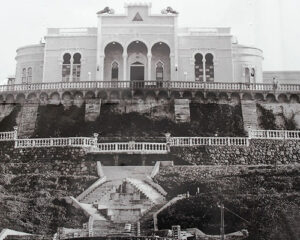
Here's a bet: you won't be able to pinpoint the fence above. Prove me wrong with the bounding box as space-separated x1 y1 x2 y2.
249 130 300 140
170 137 249 147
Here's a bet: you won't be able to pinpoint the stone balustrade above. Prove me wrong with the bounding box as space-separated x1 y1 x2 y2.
14 137 94 148
92 142 168 154
170 137 250 147
0 131 15 141
0 81 300 93
249 130 300 140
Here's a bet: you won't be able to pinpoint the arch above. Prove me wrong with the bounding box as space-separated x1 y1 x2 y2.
219 92 229 101
27 67 32 83
155 60 164 82
104 42 124 81
27 92 37 100
111 61 119 81
98 91 108 100
49 92 60 105
74 91 84 100
62 91 73 101
145 91 156 99
207 92 217 102
151 42 171 82
122 90 132 100
266 94 276 103
6 94 15 103
125 39 149 52
242 93 252 100
16 93 26 104
22 68 27 83
62 53 72 82
39 92 49 101
110 90 120 100
205 53 214 82
133 90 144 100
194 53 204 82
194 91 205 101
158 90 168 100
245 67 250 83
278 94 288 103
0 95 4 103
170 91 180 99
290 94 299 103
85 91 96 100
254 93 264 101
72 53 81 82
183 91 192 99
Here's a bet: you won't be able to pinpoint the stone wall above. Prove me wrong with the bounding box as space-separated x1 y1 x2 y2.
170 139 300 165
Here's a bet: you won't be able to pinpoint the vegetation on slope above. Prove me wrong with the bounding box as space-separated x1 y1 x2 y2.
153 166 300 240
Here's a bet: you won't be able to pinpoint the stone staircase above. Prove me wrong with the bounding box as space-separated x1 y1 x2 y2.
125 178 165 205
241 100 258 133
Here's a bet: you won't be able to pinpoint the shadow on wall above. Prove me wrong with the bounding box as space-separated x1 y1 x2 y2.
0 103 21 132
31 101 245 138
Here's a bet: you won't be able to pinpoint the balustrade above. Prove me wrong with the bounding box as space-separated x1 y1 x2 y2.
249 130 300 140
0 131 15 141
170 137 249 146
1 81 300 94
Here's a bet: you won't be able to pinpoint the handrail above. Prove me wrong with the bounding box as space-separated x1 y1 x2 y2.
0 81 300 93
249 130 300 139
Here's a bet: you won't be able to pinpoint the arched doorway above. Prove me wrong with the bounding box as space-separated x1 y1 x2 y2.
130 61 145 81
127 41 148 81
104 42 124 81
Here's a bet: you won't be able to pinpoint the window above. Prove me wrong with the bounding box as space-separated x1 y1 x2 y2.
27 67 32 83
156 61 164 81
72 53 81 81
245 67 250 83
62 53 71 82
205 53 214 82
250 68 256 83
111 61 119 81
22 68 27 83
194 53 203 82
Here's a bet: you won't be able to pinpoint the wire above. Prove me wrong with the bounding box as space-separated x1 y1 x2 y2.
224 206 250 224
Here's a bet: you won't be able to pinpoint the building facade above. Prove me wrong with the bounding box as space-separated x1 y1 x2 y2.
14 2 263 85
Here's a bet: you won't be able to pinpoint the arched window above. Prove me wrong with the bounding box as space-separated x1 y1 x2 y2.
62 53 71 82
22 68 27 83
194 53 203 82
156 61 164 81
205 53 214 82
27 67 32 83
111 61 119 81
72 53 81 81
250 68 256 83
245 67 250 83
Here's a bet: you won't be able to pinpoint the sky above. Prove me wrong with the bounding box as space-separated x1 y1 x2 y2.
0 0 299 84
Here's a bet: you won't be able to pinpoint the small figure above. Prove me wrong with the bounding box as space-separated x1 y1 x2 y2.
272 77 278 91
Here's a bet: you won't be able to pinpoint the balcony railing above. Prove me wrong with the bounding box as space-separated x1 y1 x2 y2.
0 81 300 93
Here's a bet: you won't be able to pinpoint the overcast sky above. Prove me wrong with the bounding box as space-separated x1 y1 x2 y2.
0 0 299 84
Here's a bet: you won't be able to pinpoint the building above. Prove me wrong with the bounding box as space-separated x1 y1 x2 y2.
14 2 263 86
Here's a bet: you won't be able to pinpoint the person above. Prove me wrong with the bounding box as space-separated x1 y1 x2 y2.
272 77 278 91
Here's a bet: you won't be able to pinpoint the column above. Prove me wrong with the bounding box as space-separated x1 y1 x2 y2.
98 55 105 81
123 54 127 81
203 58 206 82
170 54 176 81
147 54 152 81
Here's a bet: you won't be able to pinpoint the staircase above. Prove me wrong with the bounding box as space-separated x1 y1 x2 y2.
126 178 165 204
241 100 258 133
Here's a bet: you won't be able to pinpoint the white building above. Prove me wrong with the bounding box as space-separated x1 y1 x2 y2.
14 2 263 85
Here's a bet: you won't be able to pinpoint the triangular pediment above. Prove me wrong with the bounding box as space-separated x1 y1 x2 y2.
133 12 143 21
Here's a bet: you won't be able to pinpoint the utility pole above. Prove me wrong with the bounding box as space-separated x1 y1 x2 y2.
220 203 225 240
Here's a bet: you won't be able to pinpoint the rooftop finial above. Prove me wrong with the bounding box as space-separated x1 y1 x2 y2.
97 6 115 15
161 6 179 15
